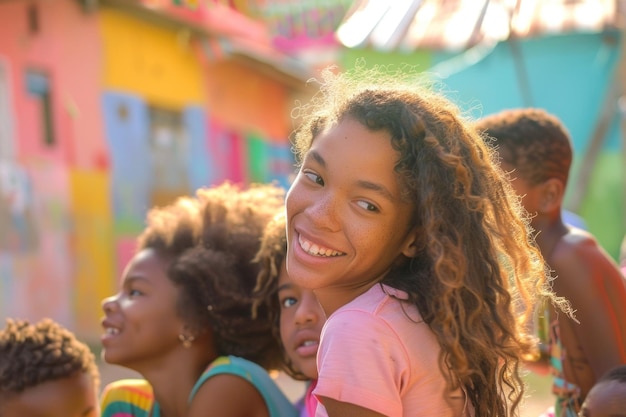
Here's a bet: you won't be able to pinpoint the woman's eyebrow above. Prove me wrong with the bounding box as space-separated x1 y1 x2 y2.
355 179 395 202
306 150 326 168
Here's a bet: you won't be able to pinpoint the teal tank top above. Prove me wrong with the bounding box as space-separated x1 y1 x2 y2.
151 355 298 417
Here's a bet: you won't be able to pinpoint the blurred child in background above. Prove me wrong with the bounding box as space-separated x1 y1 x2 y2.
579 365 626 417
0 318 100 417
254 212 325 417
476 108 626 416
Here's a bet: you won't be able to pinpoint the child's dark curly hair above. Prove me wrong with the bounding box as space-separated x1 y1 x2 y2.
0 318 99 398
290 65 570 416
252 212 309 380
136 182 286 370
474 107 573 186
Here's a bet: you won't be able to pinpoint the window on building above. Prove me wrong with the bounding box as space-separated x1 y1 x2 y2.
27 3 39 35
148 106 189 206
25 70 55 147
0 63 15 160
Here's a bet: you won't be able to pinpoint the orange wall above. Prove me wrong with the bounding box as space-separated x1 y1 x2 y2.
205 61 291 139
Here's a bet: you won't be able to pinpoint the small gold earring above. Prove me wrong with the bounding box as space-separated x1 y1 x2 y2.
178 333 195 348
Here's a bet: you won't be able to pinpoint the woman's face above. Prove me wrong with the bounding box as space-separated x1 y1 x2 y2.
101 248 186 371
278 261 325 379
285 117 418 313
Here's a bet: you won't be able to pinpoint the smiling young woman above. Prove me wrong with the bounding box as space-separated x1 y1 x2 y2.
282 65 568 417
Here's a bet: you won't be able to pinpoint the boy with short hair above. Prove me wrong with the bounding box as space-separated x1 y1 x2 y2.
0 318 100 417
476 108 626 416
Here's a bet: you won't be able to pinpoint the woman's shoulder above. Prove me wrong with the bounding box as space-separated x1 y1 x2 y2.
193 356 298 417
333 284 422 326
202 355 269 379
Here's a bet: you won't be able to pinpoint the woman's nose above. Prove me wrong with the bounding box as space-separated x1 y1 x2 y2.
101 295 118 313
306 192 340 232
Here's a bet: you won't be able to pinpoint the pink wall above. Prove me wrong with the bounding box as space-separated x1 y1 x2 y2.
0 0 105 169
0 0 104 330
0 0 304 341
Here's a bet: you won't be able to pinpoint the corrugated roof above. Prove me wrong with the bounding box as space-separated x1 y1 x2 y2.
336 0 624 52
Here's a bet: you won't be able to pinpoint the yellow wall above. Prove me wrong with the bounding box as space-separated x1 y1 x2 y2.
100 8 205 107
70 170 115 340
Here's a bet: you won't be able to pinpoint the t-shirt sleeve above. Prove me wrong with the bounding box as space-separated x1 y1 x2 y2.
313 310 408 417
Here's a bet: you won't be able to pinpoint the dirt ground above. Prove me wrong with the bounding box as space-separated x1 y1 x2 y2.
98 360 553 416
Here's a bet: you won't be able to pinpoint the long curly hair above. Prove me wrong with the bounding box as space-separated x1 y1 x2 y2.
290 65 570 416
136 182 286 370
0 318 99 398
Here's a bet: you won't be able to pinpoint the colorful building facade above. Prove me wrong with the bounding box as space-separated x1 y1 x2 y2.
0 0 311 341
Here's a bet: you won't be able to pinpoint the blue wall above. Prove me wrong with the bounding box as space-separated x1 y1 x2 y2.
432 32 625 259
342 32 625 258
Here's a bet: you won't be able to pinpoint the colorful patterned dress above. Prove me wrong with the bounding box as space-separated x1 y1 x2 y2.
548 317 581 417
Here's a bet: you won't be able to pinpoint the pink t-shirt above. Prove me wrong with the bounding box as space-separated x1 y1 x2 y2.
314 283 472 417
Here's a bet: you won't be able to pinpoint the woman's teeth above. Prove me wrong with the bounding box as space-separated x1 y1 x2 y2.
299 236 343 257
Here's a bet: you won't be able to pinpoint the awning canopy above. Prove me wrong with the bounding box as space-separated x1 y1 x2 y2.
336 0 623 52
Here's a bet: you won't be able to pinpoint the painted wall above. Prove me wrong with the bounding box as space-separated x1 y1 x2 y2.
432 32 625 259
100 8 205 108
0 0 108 338
98 10 296 304
0 2 298 342
341 32 625 259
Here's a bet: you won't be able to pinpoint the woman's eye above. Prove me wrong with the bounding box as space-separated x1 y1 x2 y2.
128 289 142 297
303 171 324 186
356 200 379 212
281 297 297 308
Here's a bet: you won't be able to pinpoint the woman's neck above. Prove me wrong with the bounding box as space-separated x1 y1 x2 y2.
314 279 379 316
140 348 215 417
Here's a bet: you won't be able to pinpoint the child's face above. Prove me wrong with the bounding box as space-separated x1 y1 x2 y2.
579 379 626 417
101 248 187 370
0 371 99 417
278 261 324 379
500 161 544 216
286 117 418 310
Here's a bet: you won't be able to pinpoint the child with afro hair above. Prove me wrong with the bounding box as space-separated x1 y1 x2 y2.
100 182 298 417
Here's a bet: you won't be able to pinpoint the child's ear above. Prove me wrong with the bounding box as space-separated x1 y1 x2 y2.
401 229 421 258
539 178 564 213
